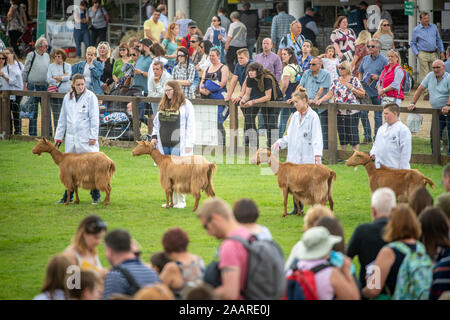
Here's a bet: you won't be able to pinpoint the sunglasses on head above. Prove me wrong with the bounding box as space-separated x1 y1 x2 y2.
85 220 107 234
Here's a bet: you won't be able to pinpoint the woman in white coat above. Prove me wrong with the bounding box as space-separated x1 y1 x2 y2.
151 80 196 209
54 73 101 204
272 87 323 215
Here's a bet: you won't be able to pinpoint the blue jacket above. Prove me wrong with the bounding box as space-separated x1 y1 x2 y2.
71 60 104 95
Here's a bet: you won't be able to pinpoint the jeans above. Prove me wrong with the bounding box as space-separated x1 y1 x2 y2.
318 110 329 150
74 28 90 58
246 38 257 59
430 114 450 155
90 189 101 201
257 109 266 131
163 146 180 156
241 106 259 147
360 110 371 141
50 98 63 136
90 27 107 47
151 102 159 116
27 83 48 136
371 96 382 139
278 107 296 138
10 99 22 135
138 101 149 125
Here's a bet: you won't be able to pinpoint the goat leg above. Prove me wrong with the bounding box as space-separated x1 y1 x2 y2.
104 184 111 206
74 187 80 205
192 194 200 212
165 190 171 209
282 188 288 218
295 197 302 216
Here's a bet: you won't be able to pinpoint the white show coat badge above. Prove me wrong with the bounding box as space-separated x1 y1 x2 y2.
81 105 88 113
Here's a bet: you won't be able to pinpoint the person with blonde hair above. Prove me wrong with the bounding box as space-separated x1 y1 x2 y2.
351 30 371 77
174 9 192 38
373 19 395 57
377 49 404 107
71 46 104 95
96 41 115 94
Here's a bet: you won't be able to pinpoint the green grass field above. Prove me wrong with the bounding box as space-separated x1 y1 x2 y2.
0 140 445 299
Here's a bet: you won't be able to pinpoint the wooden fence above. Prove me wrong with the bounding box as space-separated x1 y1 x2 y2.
1 90 448 165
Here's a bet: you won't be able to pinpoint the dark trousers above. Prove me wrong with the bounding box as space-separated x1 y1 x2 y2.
90 27 107 47
74 28 90 58
318 110 329 150
430 114 450 155
50 98 63 136
261 107 280 148
27 83 48 136
8 30 22 56
337 113 360 147
10 99 22 135
241 106 259 147
226 46 245 74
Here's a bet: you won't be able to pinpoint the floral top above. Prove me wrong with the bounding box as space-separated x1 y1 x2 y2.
330 28 356 54
353 44 369 77
299 54 312 72
330 77 362 115
322 57 339 81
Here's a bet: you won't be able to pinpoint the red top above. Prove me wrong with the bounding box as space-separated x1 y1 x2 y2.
379 63 404 100
180 34 194 57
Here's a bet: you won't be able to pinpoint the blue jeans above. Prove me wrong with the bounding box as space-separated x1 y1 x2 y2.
371 96 382 139
27 83 48 136
360 110 371 141
257 109 265 131
430 114 450 155
163 146 180 156
278 107 296 138
74 28 90 58
151 103 159 116
138 101 149 125
246 38 257 59
319 110 329 150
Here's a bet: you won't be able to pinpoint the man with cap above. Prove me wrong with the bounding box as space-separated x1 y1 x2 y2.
133 38 153 128
181 21 201 57
143 9 166 43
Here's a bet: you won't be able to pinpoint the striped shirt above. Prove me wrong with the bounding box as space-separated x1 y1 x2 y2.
103 259 160 299
271 12 296 46
430 255 450 300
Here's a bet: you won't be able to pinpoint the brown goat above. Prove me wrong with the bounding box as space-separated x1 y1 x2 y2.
131 141 216 211
32 137 116 206
251 148 337 217
346 151 434 202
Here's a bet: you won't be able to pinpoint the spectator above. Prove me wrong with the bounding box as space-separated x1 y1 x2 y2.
88 0 109 47
240 2 259 60
317 61 365 151
22 37 50 136
141 0 153 22
298 57 331 149
157 4 169 31
442 163 450 193
445 46 450 73
204 16 227 63
159 227 205 298
278 47 301 138
277 21 305 64
240 62 281 148
97 41 115 94
103 229 160 299
408 186 433 217
182 283 217 300
111 42 133 85
370 103 411 169
161 23 179 69
172 47 196 99
47 48 71 134
347 187 396 289
271 2 296 53
351 30 371 78
436 165 450 222
148 60 172 122
430 256 450 300
6 0 26 56
73 1 90 59
272 89 323 215
303 204 334 232
315 217 346 254
408 60 450 155
181 21 200 58
150 80 196 209
375 1 393 27
134 283 174 300
197 197 253 300
199 47 229 145
225 11 247 73
362 205 430 300
358 39 388 142
410 11 445 99
377 49 404 107
2 47 23 135
133 39 153 129
299 39 313 73
285 226 360 300
72 46 104 95
190 35 203 66
127 37 139 53
418 207 450 264
330 16 356 62
197 40 213 77
149 251 171 274
347 2 368 37
254 38 282 82
373 19 395 57
65 270 102 300
144 9 165 44
233 198 273 240
299 7 320 46
319 45 339 82
174 9 192 39
33 254 72 300
217 7 231 33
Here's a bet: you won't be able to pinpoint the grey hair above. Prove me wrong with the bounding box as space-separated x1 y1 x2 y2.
35 37 48 49
433 59 445 67
230 11 240 20
371 188 396 217
370 39 382 48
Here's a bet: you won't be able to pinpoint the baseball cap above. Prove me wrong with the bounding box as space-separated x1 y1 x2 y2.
188 21 198 29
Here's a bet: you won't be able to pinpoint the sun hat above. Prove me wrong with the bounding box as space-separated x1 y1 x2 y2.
294 226 342 260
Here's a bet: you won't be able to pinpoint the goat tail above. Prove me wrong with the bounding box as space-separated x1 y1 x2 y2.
109 161 116 178
330 170 337 181
424 176 435 189
205 163 217 197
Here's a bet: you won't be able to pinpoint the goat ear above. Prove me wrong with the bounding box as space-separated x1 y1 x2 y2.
42 137 47 142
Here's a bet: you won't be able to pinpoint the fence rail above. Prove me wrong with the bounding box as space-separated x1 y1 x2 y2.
1 90 448 165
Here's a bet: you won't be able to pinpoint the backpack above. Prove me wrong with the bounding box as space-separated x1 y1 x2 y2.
283 263 331 300
287 64 302 82
387 241 433 300
401 68 412 94
228 236 286 300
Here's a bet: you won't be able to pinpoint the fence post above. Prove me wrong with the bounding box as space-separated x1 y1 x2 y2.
431 108 441 165
131 97 140 141
0 90 11 136
229 100 238 156
40 92 50 138
327 103 338 165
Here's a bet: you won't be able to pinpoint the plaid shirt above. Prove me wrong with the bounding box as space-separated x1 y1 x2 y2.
173 63 196 99
271 12 296 45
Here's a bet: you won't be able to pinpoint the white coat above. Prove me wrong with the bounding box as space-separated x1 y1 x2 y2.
151 99 196 156
55 89 99 153
276 107 323 164
370 120 411 169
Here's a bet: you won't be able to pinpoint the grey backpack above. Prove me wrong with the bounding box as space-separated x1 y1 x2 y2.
229 236 286 300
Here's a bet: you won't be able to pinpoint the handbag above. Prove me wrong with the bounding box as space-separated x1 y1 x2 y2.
47 85 59 92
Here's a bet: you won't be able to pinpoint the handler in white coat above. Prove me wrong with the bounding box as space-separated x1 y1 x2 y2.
370 103 411 169
272 87 323 215
151 80 196 209
54 73 101 204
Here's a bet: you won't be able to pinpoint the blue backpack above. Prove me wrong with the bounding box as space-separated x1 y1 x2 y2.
387 241 433 300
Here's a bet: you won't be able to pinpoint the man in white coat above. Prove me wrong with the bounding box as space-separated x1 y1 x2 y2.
272 88 323 215
54 74 101 204
370 103 411 169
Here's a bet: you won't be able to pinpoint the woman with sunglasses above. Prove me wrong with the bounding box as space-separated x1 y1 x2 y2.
161 23 179 69
63 215 108 278
112 42 132 84
172 47 197 99
190 35 203 66
96 41 115 94
377 49 404 107
204 15 227 63
151 80 196 208
2 48 23 135
373 19 395 57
